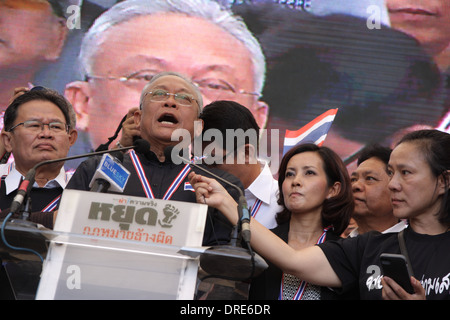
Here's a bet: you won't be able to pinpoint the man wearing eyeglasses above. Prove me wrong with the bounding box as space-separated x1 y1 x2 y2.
0 87 78 229
67 72 243 247
65 0 268 154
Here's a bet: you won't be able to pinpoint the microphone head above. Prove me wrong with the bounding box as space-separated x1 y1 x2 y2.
114 150 124 163
88 153 131 193
108 149 124 163
133 139 151 154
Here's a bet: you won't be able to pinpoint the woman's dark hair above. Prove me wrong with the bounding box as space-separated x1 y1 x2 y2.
276 143 353 235
4 87 76 131
396 129 450 224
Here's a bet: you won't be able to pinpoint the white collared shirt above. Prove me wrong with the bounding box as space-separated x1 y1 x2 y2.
0 162 72 195
245 161 281 229
348 220 408 238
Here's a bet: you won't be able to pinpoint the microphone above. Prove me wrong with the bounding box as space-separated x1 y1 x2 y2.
0 151 11 164
9 143 140 215
173 150 267 280
89 152 130 193
173 149 251 243
1 141 145 264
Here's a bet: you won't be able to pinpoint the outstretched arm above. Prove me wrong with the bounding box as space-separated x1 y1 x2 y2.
188 172 342 288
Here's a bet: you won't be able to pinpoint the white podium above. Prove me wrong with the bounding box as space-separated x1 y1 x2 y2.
34 189 208 300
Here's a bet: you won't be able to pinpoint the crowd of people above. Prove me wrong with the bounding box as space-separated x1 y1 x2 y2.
0 0 449 301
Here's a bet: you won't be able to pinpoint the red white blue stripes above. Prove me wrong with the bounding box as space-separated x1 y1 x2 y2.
162 163 191 200
283 108 338 155
41 195 61 212
130 150 155 199
279 226 332 300
129 150 191 200
250 199 262 218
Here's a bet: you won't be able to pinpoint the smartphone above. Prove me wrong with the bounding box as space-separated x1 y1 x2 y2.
379 253 414 294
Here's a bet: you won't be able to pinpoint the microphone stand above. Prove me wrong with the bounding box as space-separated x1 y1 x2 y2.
9 145 135 217
1 143 146 264
176 153 267 281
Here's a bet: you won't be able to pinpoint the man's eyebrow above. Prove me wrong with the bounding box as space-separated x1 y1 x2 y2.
353 169 380 177
200 64 235 73
113 55 168 72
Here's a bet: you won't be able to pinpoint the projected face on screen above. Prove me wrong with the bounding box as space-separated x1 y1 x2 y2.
2 0 446 173
66 13 268 150
0 0 66 108
387 0 450 55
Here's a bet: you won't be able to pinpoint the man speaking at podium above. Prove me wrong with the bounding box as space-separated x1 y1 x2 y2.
0 87 78 229
66 72 243 246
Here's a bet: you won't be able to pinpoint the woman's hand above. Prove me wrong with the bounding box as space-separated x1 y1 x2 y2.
188 172 239 225
381 276 426 300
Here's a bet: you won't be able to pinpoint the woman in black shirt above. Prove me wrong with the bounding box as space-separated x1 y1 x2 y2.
189 129 450 299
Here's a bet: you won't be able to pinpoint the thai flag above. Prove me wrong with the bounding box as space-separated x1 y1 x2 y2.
436 110 450 133
283 108 338 155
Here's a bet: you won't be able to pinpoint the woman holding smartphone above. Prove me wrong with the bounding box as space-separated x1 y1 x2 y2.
189 130 450 300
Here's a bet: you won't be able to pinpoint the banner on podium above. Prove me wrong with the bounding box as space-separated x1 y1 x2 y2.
54 189 207 247
37 190 208 300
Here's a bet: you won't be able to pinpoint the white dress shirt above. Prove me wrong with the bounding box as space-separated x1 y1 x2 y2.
349 220 408 238
245 161 282 229
0 162 72 195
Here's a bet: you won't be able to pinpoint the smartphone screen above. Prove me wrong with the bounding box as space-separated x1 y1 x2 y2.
380 253 414 294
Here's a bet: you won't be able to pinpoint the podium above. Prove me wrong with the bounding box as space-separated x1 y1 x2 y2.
2 189 209 300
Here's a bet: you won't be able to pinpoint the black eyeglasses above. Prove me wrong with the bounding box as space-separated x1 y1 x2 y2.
8 120 69 134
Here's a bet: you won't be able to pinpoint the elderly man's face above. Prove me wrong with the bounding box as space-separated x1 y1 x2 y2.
351 157 393 219
69 13 267 149
387 0 450 55
136 75 200 146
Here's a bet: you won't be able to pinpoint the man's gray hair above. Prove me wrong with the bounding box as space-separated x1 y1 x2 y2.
79 0 266 95
139 71 203 116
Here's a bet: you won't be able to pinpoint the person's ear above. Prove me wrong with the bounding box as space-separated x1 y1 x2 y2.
1 131 13 153
44 18 68 61
253 100 269 130
327 181 341 199
242 144 258 165
64 81 91 130
68 129 78 147
134 109 142 130
194 119 204 139
437 170 450 195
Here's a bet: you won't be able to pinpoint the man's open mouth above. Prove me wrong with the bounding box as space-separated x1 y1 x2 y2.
158 113 179 125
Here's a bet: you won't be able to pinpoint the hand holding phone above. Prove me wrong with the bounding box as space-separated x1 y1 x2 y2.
380 253 414 294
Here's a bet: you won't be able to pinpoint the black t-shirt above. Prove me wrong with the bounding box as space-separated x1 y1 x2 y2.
66 149 244 246
249 221 358 300
319 226 450 299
